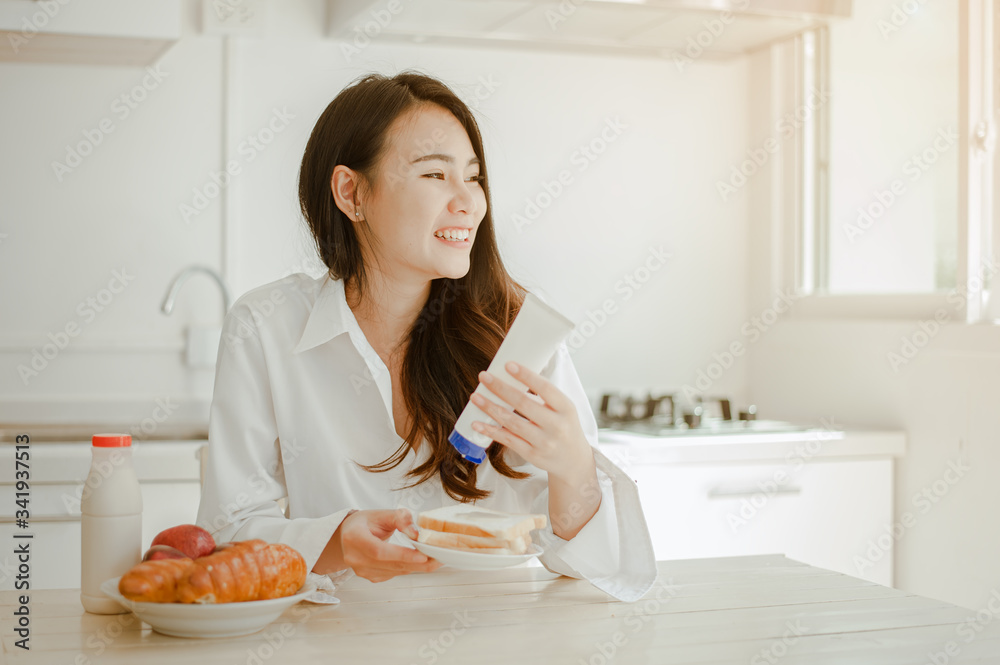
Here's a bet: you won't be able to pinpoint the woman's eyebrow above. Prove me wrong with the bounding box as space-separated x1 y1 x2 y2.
410 153 480 166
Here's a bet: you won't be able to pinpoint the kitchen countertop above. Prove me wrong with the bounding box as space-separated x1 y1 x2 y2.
0 397 211 443
3 554 998 664
0 441 202 483
597 427 906 464
0 423 208 444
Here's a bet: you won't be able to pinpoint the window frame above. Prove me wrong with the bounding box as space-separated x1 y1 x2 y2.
759 0 996 323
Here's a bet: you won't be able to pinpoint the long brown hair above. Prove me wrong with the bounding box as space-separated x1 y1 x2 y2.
298 70 530 502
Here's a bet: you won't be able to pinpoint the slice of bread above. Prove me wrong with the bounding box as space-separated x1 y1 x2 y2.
417 505 547 540
417 529 532 554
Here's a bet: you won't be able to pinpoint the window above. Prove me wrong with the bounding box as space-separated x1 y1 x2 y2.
762 0 998 321
805 1 959 294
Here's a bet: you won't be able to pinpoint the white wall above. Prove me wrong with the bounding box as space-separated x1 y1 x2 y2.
0 0 751 424
227 2 752 408
0 0 223 424
747 321 1000 612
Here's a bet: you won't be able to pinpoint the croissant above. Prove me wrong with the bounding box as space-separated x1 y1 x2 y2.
118 539 307 604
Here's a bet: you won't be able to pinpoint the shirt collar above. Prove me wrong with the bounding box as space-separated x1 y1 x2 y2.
291 274 354 355
292 273 395 430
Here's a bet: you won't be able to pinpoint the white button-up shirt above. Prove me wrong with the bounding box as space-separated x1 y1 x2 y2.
196 272 656 602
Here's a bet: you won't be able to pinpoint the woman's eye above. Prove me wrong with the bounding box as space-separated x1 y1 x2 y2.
422 173 483 182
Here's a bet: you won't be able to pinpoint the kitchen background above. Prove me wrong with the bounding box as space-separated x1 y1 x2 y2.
1 0 998 614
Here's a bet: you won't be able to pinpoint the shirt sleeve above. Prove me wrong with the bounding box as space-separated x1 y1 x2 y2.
523 340 658 603
195 302 352 578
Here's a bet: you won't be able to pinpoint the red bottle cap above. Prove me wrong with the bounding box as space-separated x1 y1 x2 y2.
92 433 132 447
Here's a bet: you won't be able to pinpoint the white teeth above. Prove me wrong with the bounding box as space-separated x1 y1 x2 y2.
435 229 469 241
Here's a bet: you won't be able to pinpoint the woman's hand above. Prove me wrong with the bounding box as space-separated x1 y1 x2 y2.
469 361 595 483
318 508 442 583
470 361 602 540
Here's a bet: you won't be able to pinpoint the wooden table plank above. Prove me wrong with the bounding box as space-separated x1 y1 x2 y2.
3 555 997 664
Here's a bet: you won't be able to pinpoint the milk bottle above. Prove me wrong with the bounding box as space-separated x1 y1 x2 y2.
80 433 143 614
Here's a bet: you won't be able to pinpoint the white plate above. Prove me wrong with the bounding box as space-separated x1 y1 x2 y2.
100 576 317 638
406 536 543 570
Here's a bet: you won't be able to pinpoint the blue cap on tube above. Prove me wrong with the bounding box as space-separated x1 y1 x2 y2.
448 429 487 464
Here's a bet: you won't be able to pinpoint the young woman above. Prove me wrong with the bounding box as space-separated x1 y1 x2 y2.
196 71 656 602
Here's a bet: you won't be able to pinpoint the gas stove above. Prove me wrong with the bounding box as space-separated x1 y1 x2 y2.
596 392 806 437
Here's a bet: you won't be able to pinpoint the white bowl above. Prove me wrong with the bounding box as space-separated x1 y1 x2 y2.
406 536 543 570
100 576 316 638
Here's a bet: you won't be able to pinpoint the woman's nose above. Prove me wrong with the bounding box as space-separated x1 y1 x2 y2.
448 180 477 216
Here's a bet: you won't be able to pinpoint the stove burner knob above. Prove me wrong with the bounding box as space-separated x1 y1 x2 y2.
683 406 703 428
599 394 614 421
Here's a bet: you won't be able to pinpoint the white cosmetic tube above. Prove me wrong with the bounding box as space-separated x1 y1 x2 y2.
448 292 576 463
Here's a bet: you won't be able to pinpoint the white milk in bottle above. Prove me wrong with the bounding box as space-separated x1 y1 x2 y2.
80 433 143 614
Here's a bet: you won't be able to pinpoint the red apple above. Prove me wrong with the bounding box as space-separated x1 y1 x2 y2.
142 545 190 562
150 524 215 559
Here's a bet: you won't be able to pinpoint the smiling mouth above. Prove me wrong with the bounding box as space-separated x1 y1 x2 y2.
434 229 471 242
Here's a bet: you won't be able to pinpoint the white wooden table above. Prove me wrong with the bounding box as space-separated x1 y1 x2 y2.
4 554 1000 664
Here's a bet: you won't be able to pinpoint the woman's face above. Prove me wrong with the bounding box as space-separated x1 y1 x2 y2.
360 103 487 282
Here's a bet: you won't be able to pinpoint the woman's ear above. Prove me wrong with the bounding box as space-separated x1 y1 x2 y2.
331 165 364 221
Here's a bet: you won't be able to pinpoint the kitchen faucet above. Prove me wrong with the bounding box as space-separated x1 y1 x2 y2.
160 264 231 316
160 265 231 367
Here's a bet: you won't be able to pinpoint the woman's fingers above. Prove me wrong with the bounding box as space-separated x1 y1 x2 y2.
394 508 420 540
346 527 439 571
470 393 540 452
469 415 533 460
345 543 439 574
474 371 556 430
502 362 574 413
368 507 420 540
370 538 431 565
341 508 443 581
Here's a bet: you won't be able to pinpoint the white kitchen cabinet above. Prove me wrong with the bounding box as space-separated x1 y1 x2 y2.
0 442 202 591
625 458 893 586
0 0 181 66
0 519 81 592
598 429 903 588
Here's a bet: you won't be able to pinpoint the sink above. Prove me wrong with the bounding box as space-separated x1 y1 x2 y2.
0 422 208 443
